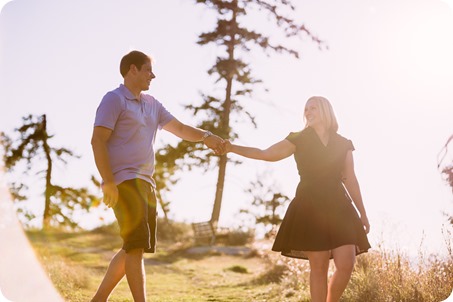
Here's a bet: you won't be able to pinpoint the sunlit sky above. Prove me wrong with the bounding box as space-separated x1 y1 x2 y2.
1 0 453 257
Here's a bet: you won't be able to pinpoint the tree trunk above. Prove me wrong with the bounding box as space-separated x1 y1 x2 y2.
211 75 233 223
211 154 227 223
41 115 53 229
210 1 237 224
155 190 169 223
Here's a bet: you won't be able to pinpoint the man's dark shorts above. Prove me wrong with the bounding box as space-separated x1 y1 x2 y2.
113 178 157 253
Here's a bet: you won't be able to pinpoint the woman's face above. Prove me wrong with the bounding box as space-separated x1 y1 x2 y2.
304 99 322 127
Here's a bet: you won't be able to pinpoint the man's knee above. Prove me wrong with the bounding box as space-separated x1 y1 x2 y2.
126 248 144 255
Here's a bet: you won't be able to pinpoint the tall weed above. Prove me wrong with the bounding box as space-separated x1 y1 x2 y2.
253 232 453 302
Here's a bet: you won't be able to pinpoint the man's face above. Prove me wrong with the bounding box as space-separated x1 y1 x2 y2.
135 60 156 91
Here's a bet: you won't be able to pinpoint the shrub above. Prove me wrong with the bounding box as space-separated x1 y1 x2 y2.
342 249 453 302
156 218 193 242
253 236 453 302
92 218 194 243
225 265 249 274
226 228 255 246
92 221 120 235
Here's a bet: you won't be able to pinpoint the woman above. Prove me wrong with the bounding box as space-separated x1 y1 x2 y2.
224 96 371 302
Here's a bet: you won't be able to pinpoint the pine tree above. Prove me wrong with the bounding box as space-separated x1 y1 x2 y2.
1 114 100 229
240 171 290 235
157 0 324 224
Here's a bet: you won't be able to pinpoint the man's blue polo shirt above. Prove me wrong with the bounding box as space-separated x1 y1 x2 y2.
94 84 174 187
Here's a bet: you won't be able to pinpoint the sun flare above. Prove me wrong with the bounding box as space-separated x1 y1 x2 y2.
441 0 453 10
392 2 453 81
0 0 13 10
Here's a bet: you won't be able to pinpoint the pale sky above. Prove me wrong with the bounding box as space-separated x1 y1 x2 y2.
1 0 453 258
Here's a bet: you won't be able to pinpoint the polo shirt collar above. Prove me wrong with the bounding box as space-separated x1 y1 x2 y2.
119 84 142 101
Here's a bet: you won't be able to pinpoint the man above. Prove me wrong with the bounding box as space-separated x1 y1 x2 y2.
90 50 224 302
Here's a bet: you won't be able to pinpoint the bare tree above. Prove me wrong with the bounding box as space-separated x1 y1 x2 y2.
438 134 453 223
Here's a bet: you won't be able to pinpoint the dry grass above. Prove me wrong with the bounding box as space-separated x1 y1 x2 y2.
250 235 453 302
27 222 453 302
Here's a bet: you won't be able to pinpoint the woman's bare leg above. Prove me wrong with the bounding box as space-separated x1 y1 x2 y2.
327 245 356 302
306 251 330 302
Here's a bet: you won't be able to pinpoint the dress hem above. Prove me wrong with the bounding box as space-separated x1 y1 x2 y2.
272 244 370 260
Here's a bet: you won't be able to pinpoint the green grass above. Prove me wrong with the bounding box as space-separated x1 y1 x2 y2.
27 228 289 302
27 226 453 302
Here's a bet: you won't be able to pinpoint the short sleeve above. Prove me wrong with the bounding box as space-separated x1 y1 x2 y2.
156 101 174 129
285 132 300 145
94 92 123 130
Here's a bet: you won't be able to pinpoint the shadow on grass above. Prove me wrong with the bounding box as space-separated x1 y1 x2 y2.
152 244 256 265
27 228 122 251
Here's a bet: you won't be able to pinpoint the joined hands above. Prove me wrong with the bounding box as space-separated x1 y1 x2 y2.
203 136 232 155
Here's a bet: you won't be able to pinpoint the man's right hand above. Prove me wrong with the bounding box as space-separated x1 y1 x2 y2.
102 182 118 208
204 134 226 155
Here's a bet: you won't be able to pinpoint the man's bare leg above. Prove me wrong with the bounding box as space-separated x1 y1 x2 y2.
125 248 146 302
91 249 126 302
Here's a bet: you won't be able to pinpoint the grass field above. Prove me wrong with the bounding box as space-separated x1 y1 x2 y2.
27 223 453 302
27 228 294 302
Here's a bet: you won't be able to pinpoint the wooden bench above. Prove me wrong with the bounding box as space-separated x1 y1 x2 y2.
191 221 229 245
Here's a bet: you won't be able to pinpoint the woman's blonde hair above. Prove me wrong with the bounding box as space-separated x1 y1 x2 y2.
304 96 339 132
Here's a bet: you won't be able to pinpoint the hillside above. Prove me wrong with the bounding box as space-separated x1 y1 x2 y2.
26 226 453 302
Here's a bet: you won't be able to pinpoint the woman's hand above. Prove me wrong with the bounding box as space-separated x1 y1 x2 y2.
223 140 233 154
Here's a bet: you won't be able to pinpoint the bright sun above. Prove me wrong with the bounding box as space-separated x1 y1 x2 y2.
0 0 13 11
441 0 453 10
398 2 453 79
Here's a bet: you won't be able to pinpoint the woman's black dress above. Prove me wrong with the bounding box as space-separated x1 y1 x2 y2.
272 127 371 259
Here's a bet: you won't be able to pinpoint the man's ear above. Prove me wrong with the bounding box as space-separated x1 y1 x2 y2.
129 64 138 75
